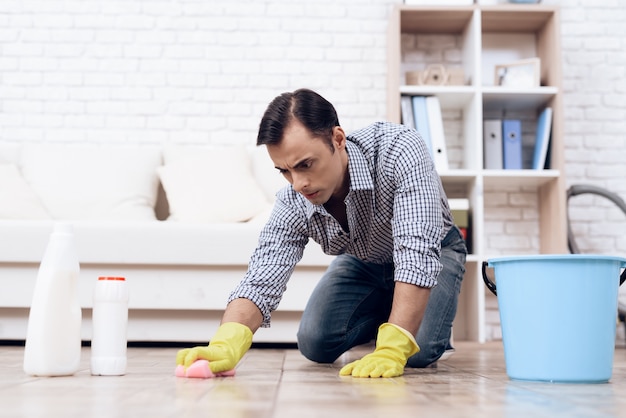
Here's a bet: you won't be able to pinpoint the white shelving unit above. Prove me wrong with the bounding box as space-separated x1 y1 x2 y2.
387 4 567 342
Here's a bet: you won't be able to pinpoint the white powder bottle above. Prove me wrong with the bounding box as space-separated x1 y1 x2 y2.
90 276 129 376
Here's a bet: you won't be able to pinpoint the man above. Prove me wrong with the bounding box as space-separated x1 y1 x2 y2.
176 88 467 378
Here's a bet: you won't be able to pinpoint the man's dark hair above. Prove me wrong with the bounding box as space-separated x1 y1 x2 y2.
256 88 340 151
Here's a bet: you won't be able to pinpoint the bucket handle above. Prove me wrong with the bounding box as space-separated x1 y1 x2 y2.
481 262 498 296
482 261 626 297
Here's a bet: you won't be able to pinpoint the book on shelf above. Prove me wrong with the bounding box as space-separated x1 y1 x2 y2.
411 95 433 159
483 119 503 170
400 96 415 130
448 198 471 253
532 107 553 170
402 95 449 172
425 96 449 171
502 119 522 170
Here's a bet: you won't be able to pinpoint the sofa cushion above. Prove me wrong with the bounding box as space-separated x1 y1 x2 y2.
0 220 333 267
158 145 271 223
20 144 162 221
0 142 20 164
0 164 51 220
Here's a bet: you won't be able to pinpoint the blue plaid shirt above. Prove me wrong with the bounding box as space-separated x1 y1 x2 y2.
229 122 453 326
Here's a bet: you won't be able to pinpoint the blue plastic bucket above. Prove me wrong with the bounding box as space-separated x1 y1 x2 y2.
483 254 626 383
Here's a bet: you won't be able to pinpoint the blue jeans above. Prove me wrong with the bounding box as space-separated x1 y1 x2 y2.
297 226 467 367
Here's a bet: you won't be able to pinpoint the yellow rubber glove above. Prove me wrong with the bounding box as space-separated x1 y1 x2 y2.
176 322 253 374
339 323 419 378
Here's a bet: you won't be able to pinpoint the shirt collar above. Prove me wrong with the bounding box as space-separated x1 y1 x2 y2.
345 140 374 191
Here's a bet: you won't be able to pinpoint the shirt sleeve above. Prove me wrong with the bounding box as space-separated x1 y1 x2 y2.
385 128 444 288
227 191 310 327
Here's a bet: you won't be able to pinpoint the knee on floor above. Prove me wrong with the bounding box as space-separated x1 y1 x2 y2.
296 329 343 364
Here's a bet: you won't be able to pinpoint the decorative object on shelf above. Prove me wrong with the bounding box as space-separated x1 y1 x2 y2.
494 58 540 88
405 71 421 86
406 64 465 86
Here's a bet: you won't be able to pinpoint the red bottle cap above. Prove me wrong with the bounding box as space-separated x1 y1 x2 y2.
98 277 126 281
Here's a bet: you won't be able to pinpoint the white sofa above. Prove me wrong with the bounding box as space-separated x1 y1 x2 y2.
0 142 334 344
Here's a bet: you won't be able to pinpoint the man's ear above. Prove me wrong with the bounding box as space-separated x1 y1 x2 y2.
332 126 346 150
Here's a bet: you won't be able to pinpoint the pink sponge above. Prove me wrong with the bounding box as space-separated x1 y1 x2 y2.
175 359 236 379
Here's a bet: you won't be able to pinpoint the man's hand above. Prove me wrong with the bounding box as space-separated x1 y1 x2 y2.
339 323 419 378
176 322 253 374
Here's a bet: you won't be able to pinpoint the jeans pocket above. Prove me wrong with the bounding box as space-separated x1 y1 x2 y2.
443 225 468 256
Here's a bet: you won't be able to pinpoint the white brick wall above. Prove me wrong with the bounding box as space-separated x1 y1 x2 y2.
560 0 626 259
0 0 396 145
1 0 625 340
559 0 626 345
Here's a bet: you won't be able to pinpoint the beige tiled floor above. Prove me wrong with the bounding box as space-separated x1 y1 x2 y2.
2 341 626 418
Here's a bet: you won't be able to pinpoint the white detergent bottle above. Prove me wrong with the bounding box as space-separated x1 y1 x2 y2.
23 222 82 376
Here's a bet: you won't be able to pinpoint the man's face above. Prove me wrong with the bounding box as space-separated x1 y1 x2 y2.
267 120 348 206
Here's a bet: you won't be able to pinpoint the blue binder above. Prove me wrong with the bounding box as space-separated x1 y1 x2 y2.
502 119 522 169
411 96 433 158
